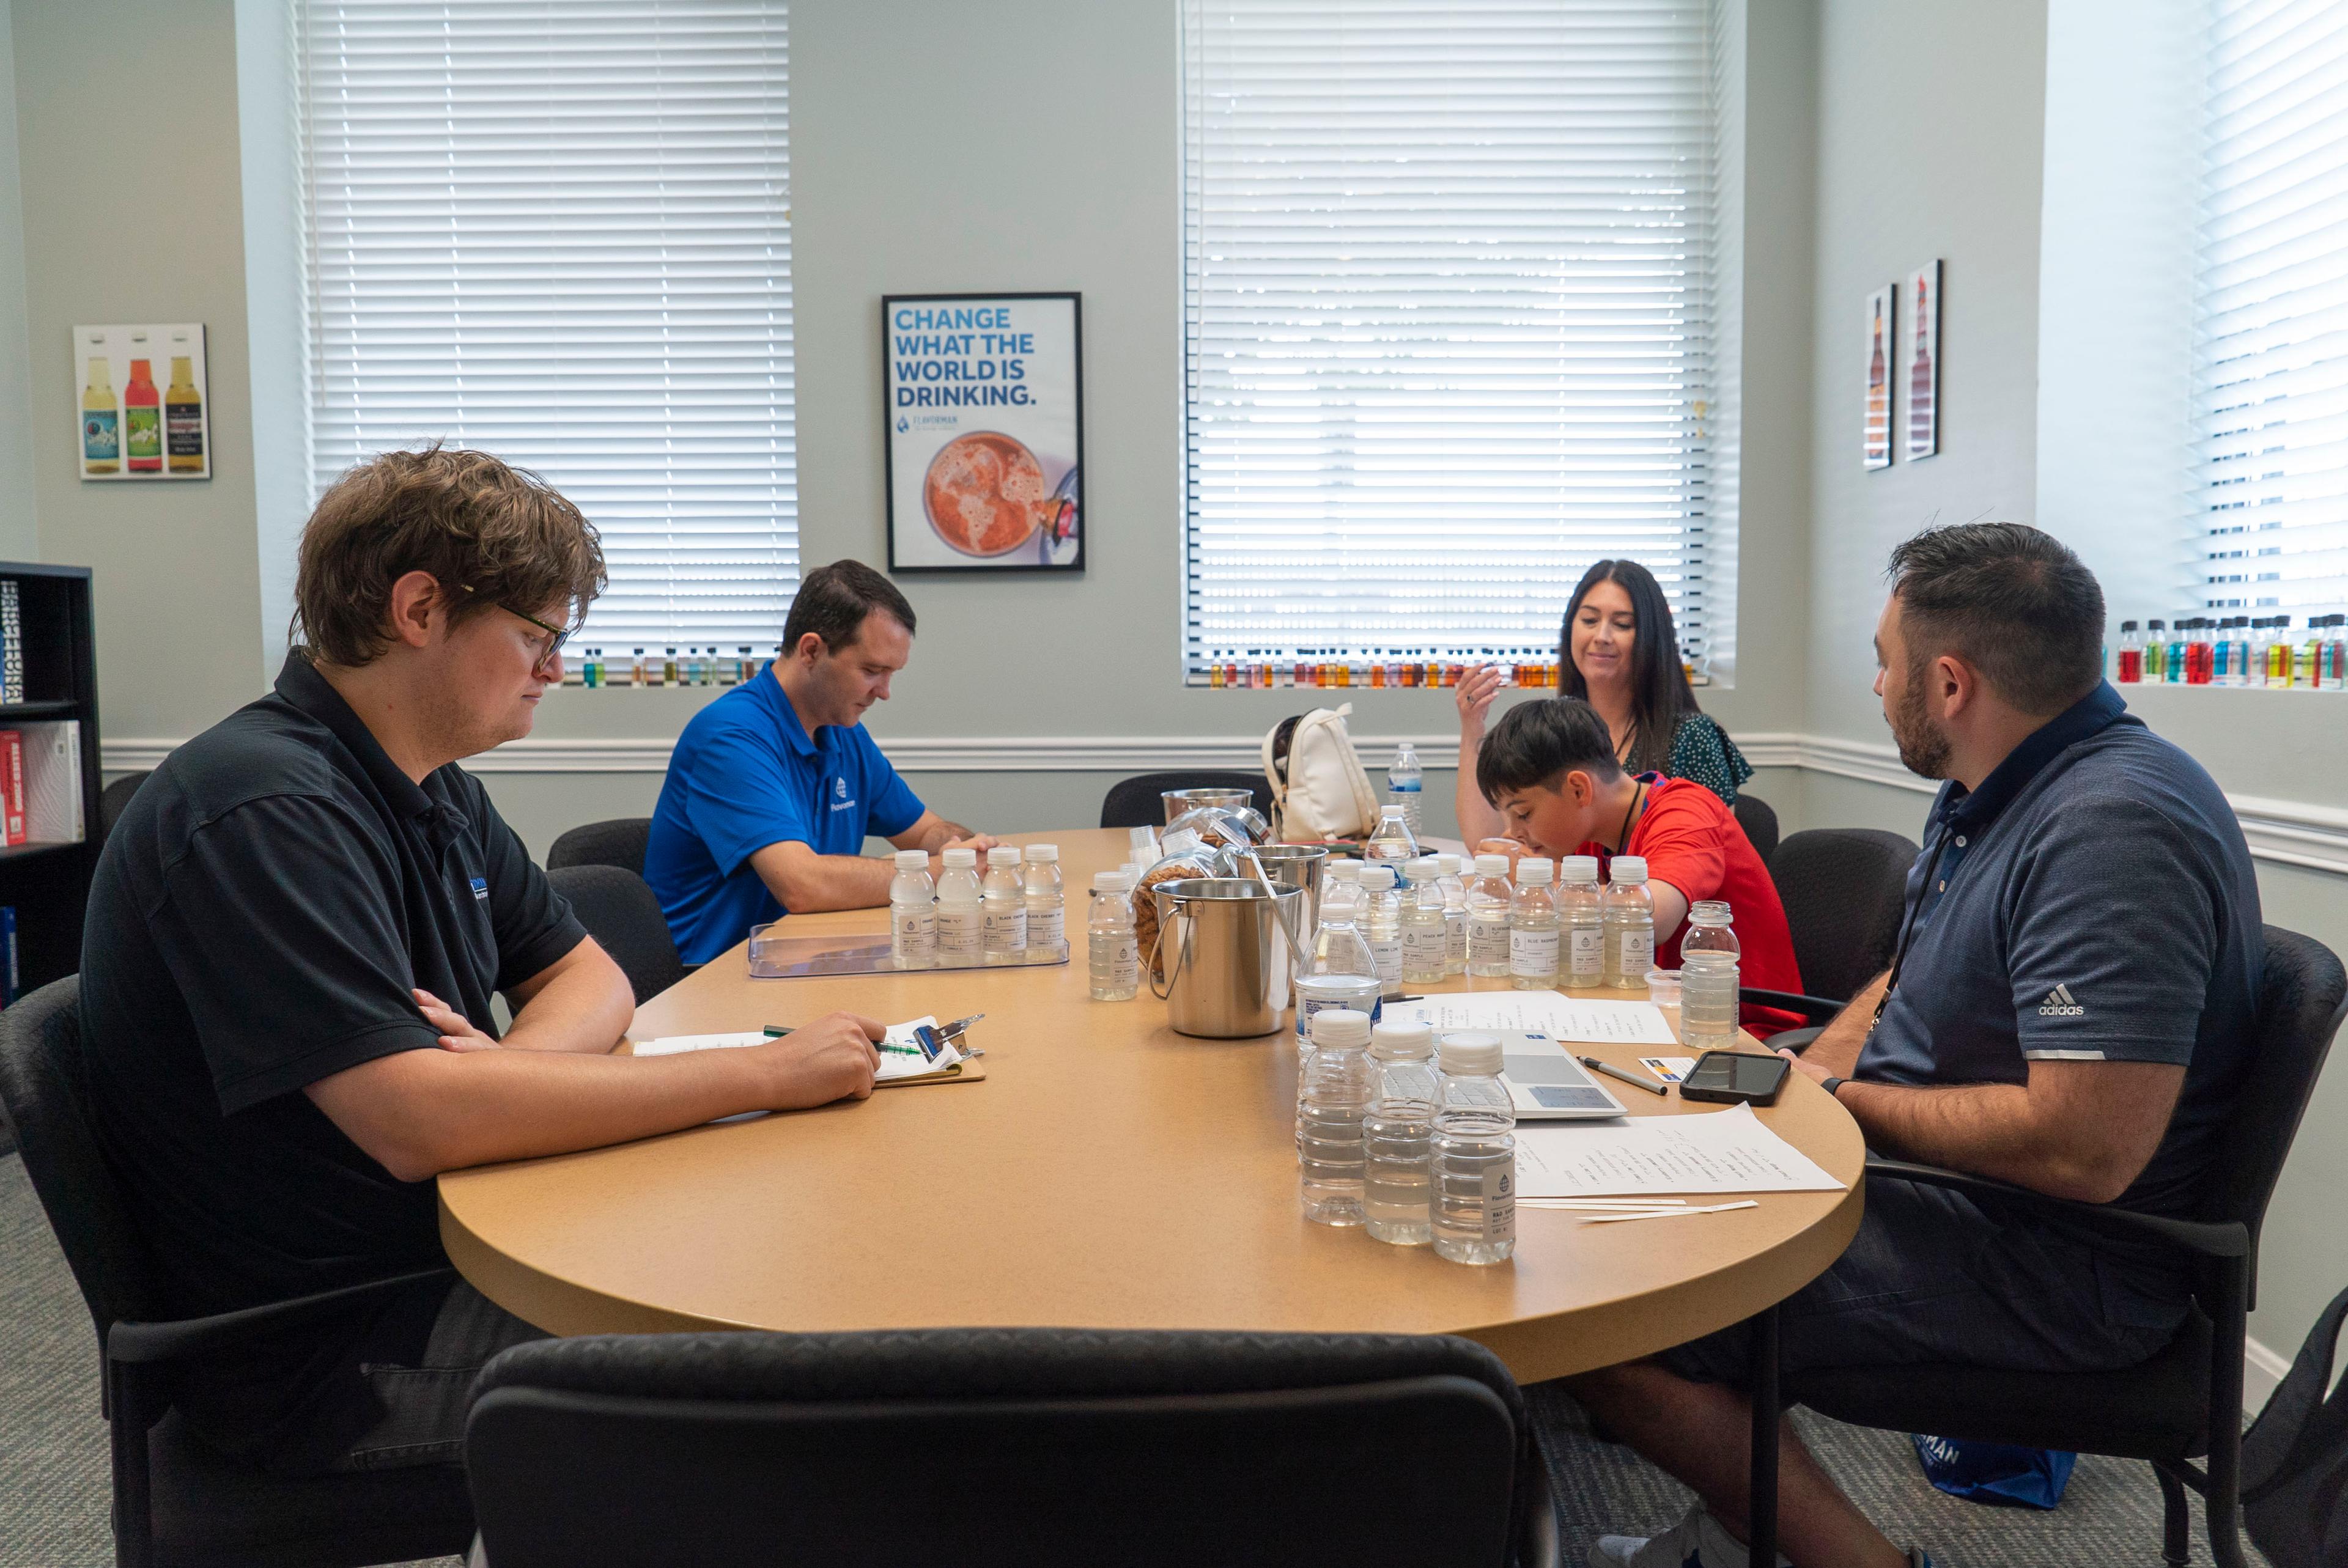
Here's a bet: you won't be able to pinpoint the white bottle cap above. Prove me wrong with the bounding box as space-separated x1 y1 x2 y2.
1326 859 1358 883
941 847 978 868
893 850 928 870
1474 853 1511 878
1612 855 1649 884
1309 1008 1373 1048
1438 1031 1505 1075
1360 862 1397 889
1516 857 1555 885
1369 1018 1436 1061
988 846 1021 869
1024 843 1058 862
1431 853 1458 875
1093 870 1129 893
1403 856 1439 881
1562 855 1600 883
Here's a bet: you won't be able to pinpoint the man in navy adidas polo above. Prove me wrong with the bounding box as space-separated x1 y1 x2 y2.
1570 523 2262 1568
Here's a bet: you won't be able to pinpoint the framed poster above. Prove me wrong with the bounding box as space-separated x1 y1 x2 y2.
883 292 1083 572
74 323 212 480
1903 260 1941 461
1863 285 1894 471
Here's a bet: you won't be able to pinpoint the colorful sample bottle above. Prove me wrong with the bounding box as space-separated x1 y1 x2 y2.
81 352 119 475
2116 620 2143 684
2269 617 2295 687
2144 619 2168 682
165 333 204 473
124 353 161 473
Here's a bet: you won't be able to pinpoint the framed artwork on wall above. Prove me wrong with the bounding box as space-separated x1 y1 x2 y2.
1904 260 1941 461
1863 285 1894 471
882 292 1084 573
74 323 210 481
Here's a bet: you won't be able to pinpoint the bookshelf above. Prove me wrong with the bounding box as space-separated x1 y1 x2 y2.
0 564 102 996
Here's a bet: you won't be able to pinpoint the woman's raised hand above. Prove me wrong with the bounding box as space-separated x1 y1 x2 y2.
1454 664 1506 735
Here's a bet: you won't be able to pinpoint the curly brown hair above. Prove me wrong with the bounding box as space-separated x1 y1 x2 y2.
294 444 607 668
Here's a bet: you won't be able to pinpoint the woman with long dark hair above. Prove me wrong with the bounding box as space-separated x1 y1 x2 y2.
1453 558 1751 844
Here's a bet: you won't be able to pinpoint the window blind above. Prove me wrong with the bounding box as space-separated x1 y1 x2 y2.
1180 0 1716 682
294 0 797 655
2195 0 2348 615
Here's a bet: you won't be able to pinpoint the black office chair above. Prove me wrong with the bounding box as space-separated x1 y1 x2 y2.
1742 826 1920 1050
547 866 688 1004
1730 792 1779 866
1100 770 1276 830
0 977 474 1568
547 817 653 875
98 771 150 853
465 1327 1559 1568
1785 924 2346 1568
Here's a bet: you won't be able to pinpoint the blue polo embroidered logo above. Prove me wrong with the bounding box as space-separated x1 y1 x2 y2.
470 877 490 902
835 778 849 800
827 776 858 813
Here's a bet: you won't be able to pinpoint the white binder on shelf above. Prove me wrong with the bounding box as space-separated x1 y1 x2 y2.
19 720 81 844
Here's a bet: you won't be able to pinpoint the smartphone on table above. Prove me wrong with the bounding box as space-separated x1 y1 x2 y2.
1678 1050 1793 1106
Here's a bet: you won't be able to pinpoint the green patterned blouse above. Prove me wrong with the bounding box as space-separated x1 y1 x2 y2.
1657 712 1752 806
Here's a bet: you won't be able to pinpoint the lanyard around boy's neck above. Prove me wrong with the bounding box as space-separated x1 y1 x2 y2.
1870 824 1954 1034
1613 781 1646 853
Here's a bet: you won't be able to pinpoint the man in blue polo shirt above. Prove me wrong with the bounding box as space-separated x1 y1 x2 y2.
1571 523 2262 1568
647 559 993 964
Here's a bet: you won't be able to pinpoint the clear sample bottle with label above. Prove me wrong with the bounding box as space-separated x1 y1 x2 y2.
888 850 936 971
1603 855 1656 988
1088 869 1140 1000
1400 858 1449 985
1466 853 1514 976
1022 843 1065 963
1560 855 1605 989
1434 853 1470 975
1364 804 1422 864
1362 1018 1440 1246
1360 861 1405 999
1298 1009 1376 1228
1679 899 1741 1049
935 846 983 968
1431 1032 1517 1265
982 846 1028 965
1299 863 1380 1047
1386 742 1423 834
1508 857 1560 989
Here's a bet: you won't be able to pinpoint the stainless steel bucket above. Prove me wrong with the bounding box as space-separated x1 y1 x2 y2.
1148 877 1305 1038
1244 842 1329 937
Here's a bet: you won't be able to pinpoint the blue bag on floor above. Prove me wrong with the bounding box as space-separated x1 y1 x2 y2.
1910 1433 2077 1509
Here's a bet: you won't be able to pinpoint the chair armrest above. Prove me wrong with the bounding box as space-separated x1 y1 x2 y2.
1863 1157 2247 1260
108 1268 458 1366
1739 987 1846 1023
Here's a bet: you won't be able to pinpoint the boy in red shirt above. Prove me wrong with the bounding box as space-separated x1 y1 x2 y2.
1475 698 1803 1028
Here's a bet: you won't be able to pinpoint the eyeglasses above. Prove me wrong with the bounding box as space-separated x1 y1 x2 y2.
501 604 571 668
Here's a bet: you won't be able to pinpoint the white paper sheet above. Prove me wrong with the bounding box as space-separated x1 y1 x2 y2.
1386 992 1677 1046
636 1017 961 1083
1513 1103 1845 1197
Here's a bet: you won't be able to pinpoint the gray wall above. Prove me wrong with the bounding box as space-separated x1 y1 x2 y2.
0 0 32 562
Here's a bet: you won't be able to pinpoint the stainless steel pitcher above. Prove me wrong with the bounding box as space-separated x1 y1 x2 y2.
1146 877 1305 1038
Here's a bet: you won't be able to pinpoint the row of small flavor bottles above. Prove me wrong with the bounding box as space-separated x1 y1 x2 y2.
1203 657 1562 690
1298 1010 1516 1265
81 330 205 476
2114 617 2348 690
891 844 1067 970
569 646 765 688
1463 853 1656 991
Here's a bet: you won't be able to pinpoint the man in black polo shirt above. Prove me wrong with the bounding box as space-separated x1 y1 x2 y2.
1575 524 2261 1568
83 446 887 1474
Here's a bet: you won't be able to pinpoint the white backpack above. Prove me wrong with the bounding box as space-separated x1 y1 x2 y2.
1263 703 1381 841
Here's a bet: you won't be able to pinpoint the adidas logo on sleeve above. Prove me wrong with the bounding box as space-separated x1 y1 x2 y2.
2037 984 2085 1017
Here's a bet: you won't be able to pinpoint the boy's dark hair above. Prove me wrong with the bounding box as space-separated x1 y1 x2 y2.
294 444 605 668
1885 523 2105 716
781 559 917 654
1477 698 1624 803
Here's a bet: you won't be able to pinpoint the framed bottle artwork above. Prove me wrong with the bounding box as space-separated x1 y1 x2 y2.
1904 260 1941 461
73 324 210 482
1863 285 1894 471
882 292 1083 573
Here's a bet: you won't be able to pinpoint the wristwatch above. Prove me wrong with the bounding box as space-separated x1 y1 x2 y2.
1819 1075 1847 1099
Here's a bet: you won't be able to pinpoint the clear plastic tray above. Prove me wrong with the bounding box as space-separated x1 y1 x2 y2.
747 922 1071 979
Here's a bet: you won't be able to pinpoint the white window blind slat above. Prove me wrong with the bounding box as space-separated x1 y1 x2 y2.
1180 0 1716 679
294 0 796 653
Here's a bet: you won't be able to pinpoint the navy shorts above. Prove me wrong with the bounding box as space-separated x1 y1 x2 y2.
1658 1176 2193 1388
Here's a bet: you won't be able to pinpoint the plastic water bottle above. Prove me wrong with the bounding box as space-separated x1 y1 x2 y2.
1560 855 1604 989
1361 861 1405 999
982 847 1027 965
1508 857 1559 990
1299 867 1381 1049
1365 804 1422 864
888 850 936 971
1680 900 1741 1048
1603 856 1656 988
1432 1032 1517 1264
1400 858 1449 984
1362 1018 1440 1245
1022 844 1066 963
1467 853 1513 976
1434 853 1469 975
1088 870 1139 1001
935 847 983 967
1386 742 1423 834
1299 1009 1376 1227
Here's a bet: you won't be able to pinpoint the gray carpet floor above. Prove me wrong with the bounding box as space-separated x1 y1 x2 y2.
0 1150 2264 1567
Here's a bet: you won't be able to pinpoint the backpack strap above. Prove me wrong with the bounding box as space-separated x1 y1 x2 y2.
2243 1283 2348 1502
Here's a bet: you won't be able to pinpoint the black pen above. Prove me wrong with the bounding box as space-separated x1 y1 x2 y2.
1579 1055 1669 1097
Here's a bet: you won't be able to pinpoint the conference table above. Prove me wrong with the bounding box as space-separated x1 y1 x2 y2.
441 826 1865 1560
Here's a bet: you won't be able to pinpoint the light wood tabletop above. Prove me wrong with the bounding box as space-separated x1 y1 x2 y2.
440 826 1865 1383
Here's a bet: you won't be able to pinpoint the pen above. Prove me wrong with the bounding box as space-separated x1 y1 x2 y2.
762 1025 793 1037
1579 1055 1669 1097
